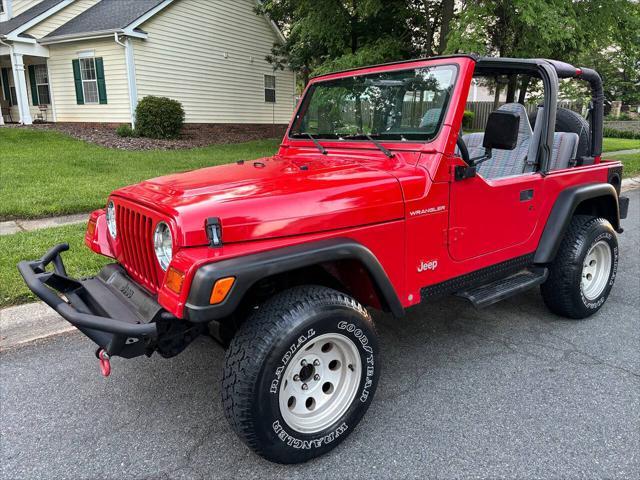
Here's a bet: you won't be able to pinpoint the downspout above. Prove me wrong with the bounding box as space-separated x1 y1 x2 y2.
0 37 6 125
114 32 138 128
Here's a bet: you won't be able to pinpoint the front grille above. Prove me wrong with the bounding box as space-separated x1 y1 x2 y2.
116 204 161 292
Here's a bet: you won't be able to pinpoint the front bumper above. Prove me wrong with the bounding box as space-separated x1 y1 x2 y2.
18 243 163 358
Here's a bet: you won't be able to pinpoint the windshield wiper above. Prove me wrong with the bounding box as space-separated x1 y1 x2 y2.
342 133 394 158
295 132 327 155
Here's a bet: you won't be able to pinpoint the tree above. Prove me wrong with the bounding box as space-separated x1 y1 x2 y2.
257 0 460 84
445 0 640 105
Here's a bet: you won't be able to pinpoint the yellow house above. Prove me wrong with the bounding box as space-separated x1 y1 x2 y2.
0 0 296 127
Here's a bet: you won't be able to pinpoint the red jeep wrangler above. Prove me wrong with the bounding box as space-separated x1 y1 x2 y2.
19 55 629 464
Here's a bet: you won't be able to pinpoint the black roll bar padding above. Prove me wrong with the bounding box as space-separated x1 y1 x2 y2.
577 67 604 157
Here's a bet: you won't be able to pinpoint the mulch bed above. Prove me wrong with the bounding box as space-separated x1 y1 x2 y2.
12 122 288 150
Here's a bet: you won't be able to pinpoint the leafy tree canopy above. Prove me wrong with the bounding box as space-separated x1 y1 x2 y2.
257 0 456 83
259 0 640 104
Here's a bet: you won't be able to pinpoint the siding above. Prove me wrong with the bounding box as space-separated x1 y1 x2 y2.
11 0 44 16
47 37 130 122
134 0 296 124
25 0 99 39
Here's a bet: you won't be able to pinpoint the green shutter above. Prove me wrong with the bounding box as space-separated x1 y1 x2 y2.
72 59 84 105
1 68 11 105
28 65 39 106
95 57 107 104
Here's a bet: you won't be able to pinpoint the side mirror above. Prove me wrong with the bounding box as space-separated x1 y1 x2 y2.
483 111 520 150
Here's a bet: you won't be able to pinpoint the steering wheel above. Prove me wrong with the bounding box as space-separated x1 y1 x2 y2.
456 134 470 165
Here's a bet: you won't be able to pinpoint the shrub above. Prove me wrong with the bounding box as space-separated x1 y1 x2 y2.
135 96 185 139
603 127 640 140
462 110 475 129
116 124 135 138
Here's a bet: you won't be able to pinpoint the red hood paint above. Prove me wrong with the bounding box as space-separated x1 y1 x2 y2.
113 154 405 246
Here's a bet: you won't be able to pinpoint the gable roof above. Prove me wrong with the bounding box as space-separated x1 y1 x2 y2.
43 0 167 40
0 0 68 36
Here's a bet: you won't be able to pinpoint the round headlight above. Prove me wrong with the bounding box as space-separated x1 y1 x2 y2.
153 222 173 271
106 201 117 238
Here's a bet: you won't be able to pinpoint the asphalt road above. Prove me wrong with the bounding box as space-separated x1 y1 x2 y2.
2 189 639 480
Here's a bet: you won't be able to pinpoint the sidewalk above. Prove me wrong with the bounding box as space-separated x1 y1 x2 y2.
605 148 640 156
0 213 88 236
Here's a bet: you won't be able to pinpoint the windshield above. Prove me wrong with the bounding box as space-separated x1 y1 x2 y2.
290 65 457 142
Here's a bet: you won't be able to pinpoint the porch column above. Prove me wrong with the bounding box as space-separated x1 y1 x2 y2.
10 52 32 125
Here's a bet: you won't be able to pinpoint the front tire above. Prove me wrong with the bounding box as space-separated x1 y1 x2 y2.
541 215 618 319
222 286 379 464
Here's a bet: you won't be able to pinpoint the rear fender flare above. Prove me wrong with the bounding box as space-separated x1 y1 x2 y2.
534 183 620 264
185 238 404 322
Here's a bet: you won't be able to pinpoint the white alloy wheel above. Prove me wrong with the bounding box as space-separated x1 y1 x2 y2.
581 240 612 301
279 333 362 434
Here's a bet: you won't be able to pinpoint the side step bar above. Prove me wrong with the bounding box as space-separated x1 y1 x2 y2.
456 268 549 309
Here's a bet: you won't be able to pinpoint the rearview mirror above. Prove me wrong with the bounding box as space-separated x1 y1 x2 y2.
483 111 520 151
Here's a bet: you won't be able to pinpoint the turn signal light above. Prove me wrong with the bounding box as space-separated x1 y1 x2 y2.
165 267 185 294
86 220 96 238
210 277 235 304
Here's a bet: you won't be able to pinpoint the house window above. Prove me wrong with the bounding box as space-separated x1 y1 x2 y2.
34 64 50 105
7 73 17 106
0 2 5 14
80 57 99 104
264 75 276 103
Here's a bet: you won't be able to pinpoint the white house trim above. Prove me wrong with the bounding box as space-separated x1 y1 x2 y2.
45 58 57 121
253 1 286 45
11 40 49 57
114 33 138 127
4 0 75 41
123 0 175 34
9 50 32 124
39 29 148 45
1 0 13 21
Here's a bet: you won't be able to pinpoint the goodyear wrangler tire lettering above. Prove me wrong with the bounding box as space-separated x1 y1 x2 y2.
222 286 380 464
541 216 618 319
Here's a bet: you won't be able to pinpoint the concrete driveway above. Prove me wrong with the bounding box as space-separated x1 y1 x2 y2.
1 189 638 480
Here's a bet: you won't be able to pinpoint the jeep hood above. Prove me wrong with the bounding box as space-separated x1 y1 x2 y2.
114 154 404 246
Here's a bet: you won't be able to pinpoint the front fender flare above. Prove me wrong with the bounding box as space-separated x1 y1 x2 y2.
185 238 404 322
534 183 620 264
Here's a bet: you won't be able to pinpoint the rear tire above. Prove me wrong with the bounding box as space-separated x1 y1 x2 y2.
541 215 618 319
222 286 379 464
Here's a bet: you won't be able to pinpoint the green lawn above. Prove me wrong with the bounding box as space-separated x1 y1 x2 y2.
0 223 110 308
607 152 640 178
602 137 640 152
0 129 281 220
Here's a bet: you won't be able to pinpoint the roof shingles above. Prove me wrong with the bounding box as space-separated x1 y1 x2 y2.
0 0 67 36
44 0 166 39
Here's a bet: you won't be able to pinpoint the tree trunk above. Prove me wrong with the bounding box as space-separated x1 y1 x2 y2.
506 76 518 103
351 0 358 54
493 82 502 111
517 76 531 104
438 0 455 54
422 0 434 55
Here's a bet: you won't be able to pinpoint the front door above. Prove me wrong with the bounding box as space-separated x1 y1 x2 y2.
448 173 543 261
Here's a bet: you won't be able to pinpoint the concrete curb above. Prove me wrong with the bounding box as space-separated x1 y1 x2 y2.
622 175 640 192
0 213 89 236
0 302 75 351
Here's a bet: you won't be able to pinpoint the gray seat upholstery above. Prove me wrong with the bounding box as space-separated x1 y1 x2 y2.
549 132 579 170
461 103 534 179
